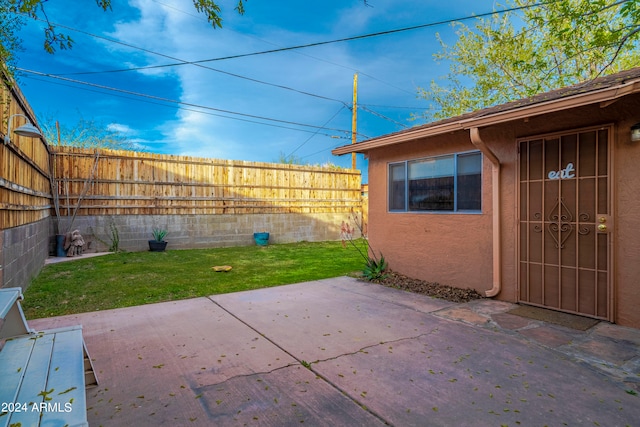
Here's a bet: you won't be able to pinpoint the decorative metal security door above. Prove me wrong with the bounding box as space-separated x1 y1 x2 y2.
518 128 611 320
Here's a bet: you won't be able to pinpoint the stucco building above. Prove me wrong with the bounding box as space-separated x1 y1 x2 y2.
333 68 640 329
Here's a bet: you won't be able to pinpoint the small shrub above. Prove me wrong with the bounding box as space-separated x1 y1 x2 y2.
340 209 388 281
88 219 120 252
108 222 120 252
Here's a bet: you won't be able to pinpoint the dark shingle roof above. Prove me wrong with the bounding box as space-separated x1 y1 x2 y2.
335 67 640 152
473 67 640 118
419 67 640 130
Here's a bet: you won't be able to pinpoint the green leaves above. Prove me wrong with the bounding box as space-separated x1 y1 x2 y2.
43 25 73 54
192 0 223 28
152 228 168 242
1 0 245 72
418 0 640 122
363 253 388 281
235 0 246 15
193 0 246 23
95 0 112 11
37 113 136 150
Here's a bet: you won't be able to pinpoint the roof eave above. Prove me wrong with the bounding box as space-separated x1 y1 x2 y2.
332 78 640 156
332 121 466 155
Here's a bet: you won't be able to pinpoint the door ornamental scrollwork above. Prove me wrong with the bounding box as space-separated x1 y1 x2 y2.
548 197 572 249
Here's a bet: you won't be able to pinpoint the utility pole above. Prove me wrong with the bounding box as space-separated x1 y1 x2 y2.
351 73 358 169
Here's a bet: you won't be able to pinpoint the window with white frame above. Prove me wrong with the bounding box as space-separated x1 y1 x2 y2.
388 151 482 212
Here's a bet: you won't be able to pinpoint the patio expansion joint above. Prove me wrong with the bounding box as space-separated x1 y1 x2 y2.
296 328 442 426
207 296 317 367
207 295 395 426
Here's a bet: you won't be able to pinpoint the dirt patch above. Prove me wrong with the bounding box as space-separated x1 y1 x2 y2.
367 271 485 303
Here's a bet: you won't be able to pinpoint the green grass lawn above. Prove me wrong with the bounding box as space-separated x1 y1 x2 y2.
23 240 366 319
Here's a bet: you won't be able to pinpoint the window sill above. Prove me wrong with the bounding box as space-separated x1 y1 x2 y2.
387 210 483 215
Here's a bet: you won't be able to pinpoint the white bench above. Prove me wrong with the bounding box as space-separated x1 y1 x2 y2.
0 287 33 339
0 288 97 427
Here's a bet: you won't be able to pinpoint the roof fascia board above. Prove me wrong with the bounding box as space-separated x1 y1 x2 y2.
331 121 466 155
332 78 640 155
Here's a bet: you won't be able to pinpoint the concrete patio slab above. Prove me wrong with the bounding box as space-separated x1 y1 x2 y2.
313 318 631 427
209 277 454 363
27 277 640 426
30 297 300 426
44 252 112 265
194 364 384 426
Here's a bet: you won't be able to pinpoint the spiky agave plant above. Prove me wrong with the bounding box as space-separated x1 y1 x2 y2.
363 253 388 281
341 209 388 281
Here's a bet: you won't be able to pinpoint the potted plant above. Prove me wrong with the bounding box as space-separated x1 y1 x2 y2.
149 228 168 252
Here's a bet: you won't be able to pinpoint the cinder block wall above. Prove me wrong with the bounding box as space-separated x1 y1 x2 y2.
55 212 353 253
0 218 50 291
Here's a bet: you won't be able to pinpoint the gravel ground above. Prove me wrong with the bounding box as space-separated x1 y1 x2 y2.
368 271 485 303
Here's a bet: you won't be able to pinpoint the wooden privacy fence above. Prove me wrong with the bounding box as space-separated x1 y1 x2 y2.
0 71 52 231
51 147 362 217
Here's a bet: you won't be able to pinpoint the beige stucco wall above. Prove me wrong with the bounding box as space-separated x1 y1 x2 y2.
365 97 640 328
367 133 496 295
612 104 640 328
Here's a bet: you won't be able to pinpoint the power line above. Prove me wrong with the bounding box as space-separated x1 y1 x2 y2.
43 2 552 75
18 68 370 137
287 106 348 157
42 0 419 98
360 103 428 110
149 0 207 22
21 74 351 140
148 0 419 97
300 141 356 160
359 106 409 129
15 0 557 156
21 1 554 116
25 16 350 107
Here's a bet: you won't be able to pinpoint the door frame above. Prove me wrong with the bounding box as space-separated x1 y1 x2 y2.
515 124 615 321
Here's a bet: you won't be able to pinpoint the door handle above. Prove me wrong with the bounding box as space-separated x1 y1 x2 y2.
597 214 611 233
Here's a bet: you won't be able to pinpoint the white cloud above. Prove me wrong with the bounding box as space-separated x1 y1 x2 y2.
26 0 495 167
100 0 369 162
107 123 135 134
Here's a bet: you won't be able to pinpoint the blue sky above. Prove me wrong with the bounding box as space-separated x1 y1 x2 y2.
14 0 498 180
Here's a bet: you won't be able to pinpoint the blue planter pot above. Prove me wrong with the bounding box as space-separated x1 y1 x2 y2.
56 234 66 257
253 232 269 246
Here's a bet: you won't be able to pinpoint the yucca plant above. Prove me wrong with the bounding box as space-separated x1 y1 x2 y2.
152 228 168 242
